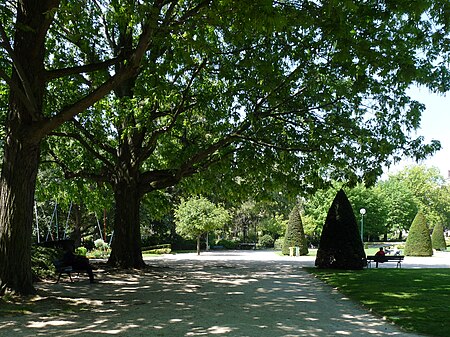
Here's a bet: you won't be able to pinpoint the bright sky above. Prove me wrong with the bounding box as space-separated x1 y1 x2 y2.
383 86 450 180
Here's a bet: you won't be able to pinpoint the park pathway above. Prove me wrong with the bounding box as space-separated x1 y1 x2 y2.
0 250 433 337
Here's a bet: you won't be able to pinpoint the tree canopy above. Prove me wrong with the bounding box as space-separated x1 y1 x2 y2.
174 196 230 255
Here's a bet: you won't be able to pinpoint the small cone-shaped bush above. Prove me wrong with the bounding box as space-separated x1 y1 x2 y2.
282 205 308 256
404 212 433 256
315 189 366 269
431 223 447 251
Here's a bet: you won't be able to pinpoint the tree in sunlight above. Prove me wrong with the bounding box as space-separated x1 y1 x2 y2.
431 223 447 251
282 204 308 256
174 196 230 255
405 212 433 256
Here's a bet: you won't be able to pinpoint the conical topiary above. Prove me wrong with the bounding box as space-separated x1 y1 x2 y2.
431 222 447 251
315 189 366 269
282 205 309 256
404 211 433 256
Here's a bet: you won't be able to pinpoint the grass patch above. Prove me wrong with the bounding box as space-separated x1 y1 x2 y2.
308 268 450 337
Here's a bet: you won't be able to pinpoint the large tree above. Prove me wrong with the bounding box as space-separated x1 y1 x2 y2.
0 0 171 294
44 0 450 270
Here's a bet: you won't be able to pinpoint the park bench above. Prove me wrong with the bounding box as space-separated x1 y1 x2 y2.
366 255 404 268
53 259 93 283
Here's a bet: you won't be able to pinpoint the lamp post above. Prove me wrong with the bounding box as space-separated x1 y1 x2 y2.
359 208 366 242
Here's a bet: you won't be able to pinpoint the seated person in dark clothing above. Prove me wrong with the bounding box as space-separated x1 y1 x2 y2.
374 247 387 266
62 249 96 283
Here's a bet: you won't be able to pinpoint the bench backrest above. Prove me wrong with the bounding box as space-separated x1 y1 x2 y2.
367 255 404 260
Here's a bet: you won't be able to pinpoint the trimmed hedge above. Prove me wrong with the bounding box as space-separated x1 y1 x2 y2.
315 189 366 269
282 204 308 256
431 223 447 251
142 244 172 255
405 211 433 256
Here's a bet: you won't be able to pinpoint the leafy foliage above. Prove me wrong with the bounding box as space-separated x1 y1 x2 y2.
31 246 59 281
282 205 308 255
431 222 447 251
174 196 230 254
404 212 433 256
315 189 366 269
258 234 275 248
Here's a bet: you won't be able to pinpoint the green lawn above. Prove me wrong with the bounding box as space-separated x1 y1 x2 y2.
308 268 450 337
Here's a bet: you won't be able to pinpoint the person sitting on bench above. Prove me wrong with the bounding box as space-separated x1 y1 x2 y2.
374 247 387 267
62 249 96 283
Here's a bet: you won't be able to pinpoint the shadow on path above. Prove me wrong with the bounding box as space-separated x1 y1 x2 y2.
0 252 425 337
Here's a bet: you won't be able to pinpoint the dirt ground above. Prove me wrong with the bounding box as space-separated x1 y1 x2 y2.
0 251 430 337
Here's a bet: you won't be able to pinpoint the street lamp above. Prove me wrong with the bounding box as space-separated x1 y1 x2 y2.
359 208 366 242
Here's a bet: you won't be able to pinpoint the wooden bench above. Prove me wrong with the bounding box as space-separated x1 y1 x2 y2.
366 255 404 268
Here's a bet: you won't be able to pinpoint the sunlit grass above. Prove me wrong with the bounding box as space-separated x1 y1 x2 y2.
307 268 450 337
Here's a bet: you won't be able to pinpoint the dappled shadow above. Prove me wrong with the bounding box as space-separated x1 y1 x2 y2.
1 258 420 336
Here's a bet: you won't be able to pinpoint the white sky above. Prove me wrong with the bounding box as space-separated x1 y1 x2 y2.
383 86 450 180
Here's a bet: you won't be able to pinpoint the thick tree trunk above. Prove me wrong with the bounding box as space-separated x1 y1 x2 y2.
0 135 40 295
0 0 56 295
108 179 145 268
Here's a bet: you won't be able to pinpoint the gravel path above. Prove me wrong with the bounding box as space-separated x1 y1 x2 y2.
1 250 442 337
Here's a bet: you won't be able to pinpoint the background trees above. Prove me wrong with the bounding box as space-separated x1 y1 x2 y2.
174 196 230 255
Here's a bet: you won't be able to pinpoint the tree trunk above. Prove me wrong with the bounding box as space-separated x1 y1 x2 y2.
72 203 82 248
0 135 40 295
0 0 56 295
197 235 201 255
108 179 145 268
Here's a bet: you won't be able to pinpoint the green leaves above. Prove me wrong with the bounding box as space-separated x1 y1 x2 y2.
174 196 230 239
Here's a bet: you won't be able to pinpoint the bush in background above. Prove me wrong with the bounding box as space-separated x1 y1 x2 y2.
431 223 447 251
405 211 433 256
258 234 274 248
142 244 172 254
31 246 59 281
215 239 239 250
282 204 308 255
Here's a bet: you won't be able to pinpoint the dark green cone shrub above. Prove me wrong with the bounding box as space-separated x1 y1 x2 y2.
315 189 366 269
282 204 308 256
431 223 446 251
405 211 433 256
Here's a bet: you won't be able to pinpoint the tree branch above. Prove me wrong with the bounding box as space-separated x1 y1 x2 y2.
33 1 166 139
50 130 115 171
140 59 207 160
46 148 109 183
45 56 122 81
0 19 38 114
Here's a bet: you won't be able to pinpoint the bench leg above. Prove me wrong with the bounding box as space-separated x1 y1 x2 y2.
375 262 379 268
